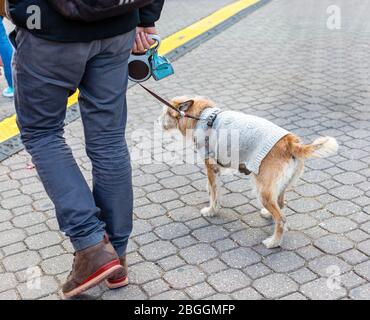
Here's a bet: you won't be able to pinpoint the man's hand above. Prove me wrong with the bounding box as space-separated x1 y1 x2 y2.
132 27 158 54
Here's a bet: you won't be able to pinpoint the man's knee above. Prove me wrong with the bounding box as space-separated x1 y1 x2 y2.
86 137 131 171
20 128 69 163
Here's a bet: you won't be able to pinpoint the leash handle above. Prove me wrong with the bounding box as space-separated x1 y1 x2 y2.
147 35 161 51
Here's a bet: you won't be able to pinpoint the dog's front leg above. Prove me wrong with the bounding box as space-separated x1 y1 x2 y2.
201 159 219 217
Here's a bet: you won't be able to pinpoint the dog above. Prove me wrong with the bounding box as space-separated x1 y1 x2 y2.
158 96 339 248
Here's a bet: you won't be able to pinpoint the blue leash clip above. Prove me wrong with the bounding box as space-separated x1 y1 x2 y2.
150 50 174 81
128 35 174 83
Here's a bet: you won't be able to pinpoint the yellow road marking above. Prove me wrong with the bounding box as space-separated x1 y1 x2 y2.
0 114 17 143
0 0 260 144
0 91 79 143
159 0 259 55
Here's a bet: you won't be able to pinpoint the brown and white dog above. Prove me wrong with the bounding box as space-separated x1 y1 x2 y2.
159 96 339 248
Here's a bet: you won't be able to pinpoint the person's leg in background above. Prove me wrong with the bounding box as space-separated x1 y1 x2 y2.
0 17 14 97
78 30 136 260
13 29 123 297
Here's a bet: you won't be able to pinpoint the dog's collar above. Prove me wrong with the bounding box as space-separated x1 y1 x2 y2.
206 108 222 127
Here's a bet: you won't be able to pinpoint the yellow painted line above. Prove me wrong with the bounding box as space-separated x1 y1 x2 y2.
0 91 79 143
0 114 18 143
0 91 78 143
0 0 261 144
68 90 79 107
159 0 259 55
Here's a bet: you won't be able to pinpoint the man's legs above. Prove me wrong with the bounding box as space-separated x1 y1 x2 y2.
13 29 106 251
78 30 136 257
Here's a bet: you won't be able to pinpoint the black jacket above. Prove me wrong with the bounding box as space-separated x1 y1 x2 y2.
8 0 164 42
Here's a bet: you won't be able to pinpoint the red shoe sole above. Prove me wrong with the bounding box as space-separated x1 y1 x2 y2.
63 259 123 298
105 276 129 290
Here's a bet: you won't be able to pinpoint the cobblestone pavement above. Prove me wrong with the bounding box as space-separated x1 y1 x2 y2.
1 0 370 300
0 0 234 122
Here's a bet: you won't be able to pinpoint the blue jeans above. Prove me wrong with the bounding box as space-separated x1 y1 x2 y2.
0 17 13 88
13 28 136 257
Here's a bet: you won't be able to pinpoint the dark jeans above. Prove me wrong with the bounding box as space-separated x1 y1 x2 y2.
13 28 136 257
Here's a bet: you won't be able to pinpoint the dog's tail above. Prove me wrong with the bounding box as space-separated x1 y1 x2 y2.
290 136 339 159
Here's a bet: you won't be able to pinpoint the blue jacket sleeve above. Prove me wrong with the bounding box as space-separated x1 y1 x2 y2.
138 0 164 27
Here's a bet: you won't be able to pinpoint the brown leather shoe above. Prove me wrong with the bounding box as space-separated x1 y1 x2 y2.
105 255 129 289
62 236 123 298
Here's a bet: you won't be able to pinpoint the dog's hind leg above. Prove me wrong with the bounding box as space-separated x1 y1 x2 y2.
277 193 285 210
261 195 286 248
201 159 220 217
255 162 294 248
278 159 305 209
254 182 286 248
260 158 301 220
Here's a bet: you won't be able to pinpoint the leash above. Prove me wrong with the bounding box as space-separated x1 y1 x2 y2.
139 84 202 121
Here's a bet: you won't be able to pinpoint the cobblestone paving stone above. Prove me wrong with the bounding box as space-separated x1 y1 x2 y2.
1 0 370 300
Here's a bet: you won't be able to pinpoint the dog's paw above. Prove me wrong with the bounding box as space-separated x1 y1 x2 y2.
201 206 217 217
262 236 282 249
260 208 272 219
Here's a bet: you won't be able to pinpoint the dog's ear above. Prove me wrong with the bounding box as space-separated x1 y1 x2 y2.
178 100 194 112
